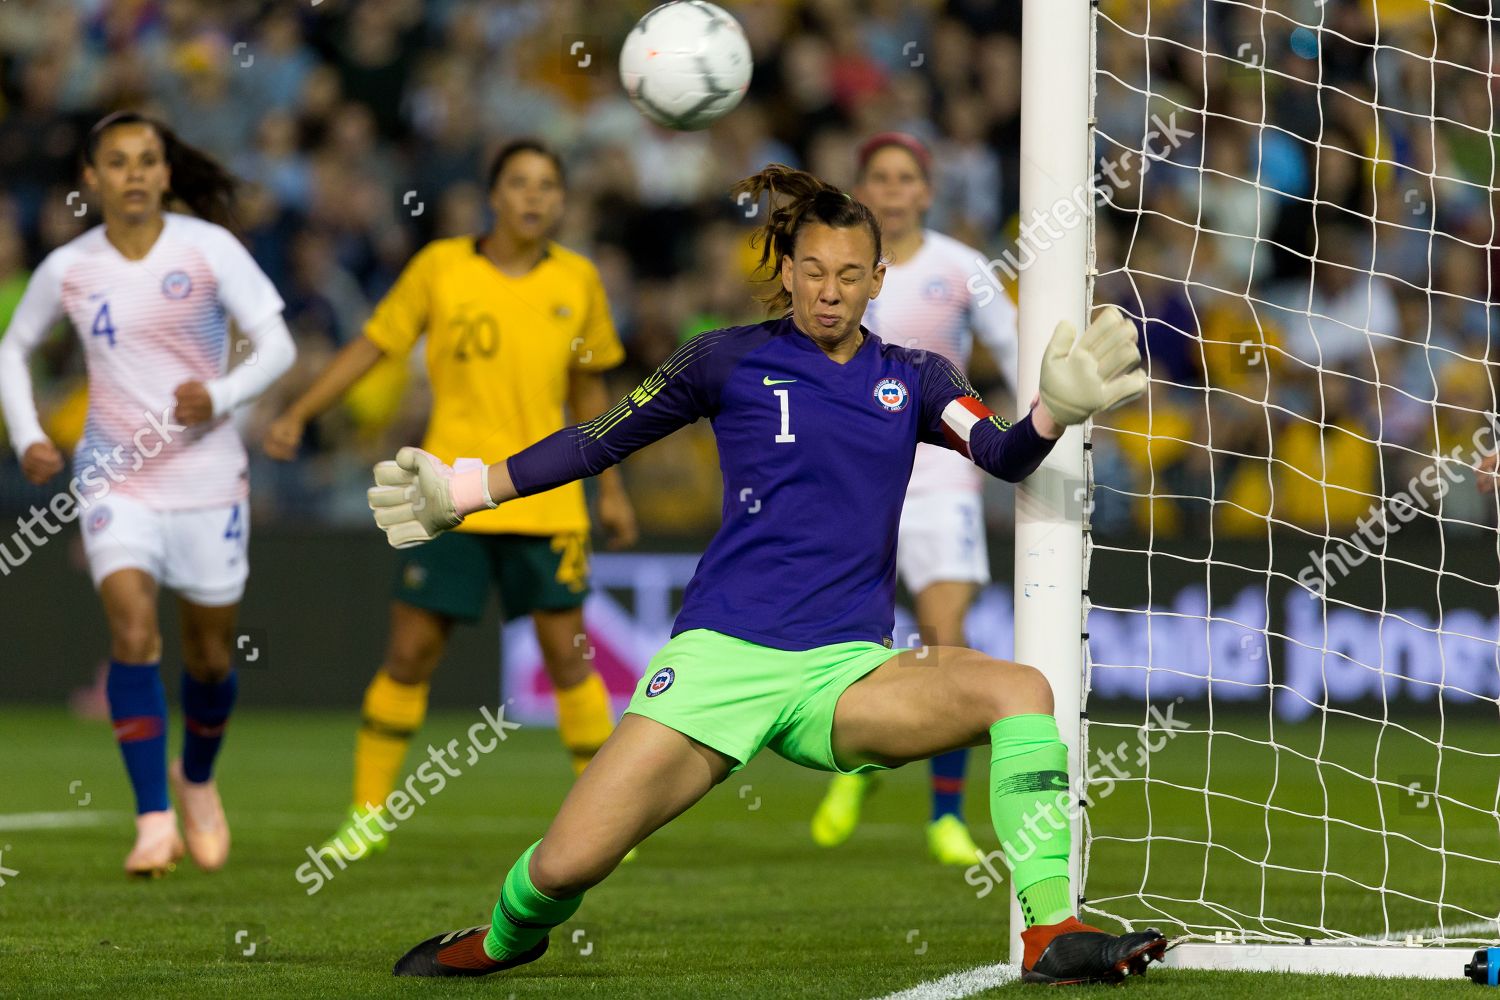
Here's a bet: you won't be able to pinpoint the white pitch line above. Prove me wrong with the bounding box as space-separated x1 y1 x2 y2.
867 963 1021 1000
0 811 122 831
1382 918 1500 942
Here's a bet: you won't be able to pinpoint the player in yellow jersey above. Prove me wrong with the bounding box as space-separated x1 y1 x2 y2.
263 140 636 860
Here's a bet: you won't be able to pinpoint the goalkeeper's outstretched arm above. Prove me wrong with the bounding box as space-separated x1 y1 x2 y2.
369 336 718 548
920 306 1148 484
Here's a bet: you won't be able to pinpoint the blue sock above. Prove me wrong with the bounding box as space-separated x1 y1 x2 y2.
181 671 238 783
930 749 969 821
107 660 169 814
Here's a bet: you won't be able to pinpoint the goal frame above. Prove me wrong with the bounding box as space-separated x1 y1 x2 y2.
1011 0 1479 979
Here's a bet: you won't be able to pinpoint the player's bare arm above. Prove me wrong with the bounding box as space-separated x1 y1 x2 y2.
264 335 387 460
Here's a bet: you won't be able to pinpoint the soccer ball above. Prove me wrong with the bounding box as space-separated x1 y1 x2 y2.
619 1 752 131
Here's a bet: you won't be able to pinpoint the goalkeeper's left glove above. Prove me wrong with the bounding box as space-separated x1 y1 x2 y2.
367 446 497 549
1039 305 1150 427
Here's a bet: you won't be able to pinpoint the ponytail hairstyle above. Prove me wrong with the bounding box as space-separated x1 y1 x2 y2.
83 111 240 231
729 164 882 316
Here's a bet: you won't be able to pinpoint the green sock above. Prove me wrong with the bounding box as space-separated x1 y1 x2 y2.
483 841 584 960
989 713 1073 927
1016 875 1072 928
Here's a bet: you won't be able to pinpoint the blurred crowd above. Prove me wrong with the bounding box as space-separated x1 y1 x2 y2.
0 0 1496 542
0 0 1019 537
1091 0 1500 538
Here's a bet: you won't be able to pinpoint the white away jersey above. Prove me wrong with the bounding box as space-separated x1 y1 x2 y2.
3 214 284 508
863 229 1018 494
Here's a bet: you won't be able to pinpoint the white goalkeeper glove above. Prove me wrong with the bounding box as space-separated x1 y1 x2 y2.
1039 306 1150 427
367 446 497 549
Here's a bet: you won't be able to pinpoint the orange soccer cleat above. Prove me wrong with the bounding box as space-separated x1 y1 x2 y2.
169 759 230 871
123 809 185 877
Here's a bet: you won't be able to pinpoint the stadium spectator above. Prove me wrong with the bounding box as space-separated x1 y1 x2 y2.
0 0 1494 540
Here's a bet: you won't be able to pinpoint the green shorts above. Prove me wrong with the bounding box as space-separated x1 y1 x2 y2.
394 530 590 623
624 629 907 774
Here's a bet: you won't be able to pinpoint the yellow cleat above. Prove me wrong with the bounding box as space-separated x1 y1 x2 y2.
320 803 393 863
926 813 984 866
810 772 877 847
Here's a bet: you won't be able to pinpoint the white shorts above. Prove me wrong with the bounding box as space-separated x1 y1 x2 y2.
896 490 991 596
80 493 249 606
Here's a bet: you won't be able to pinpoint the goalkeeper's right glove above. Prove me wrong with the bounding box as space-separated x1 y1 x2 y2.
1039 305 1150 427
367 446 497 549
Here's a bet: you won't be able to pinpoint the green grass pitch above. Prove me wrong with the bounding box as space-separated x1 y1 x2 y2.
0 706 1486 997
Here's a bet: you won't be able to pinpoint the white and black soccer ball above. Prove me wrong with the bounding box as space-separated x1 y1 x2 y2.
619 1 752 131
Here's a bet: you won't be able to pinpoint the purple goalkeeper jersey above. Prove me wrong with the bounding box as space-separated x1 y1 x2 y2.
507 316 1054 650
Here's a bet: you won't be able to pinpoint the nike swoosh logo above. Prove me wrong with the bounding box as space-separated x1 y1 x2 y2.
763 376 797 386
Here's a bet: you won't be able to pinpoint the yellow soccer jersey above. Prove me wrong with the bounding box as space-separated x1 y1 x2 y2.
363 236 625 535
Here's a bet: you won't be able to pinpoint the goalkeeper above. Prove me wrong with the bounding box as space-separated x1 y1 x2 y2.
371 165 1162 985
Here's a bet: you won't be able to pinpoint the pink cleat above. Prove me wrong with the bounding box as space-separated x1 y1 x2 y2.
169 759 230 871
124 809 185 877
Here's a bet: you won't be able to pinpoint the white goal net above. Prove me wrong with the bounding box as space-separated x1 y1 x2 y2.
1080 0 1500 963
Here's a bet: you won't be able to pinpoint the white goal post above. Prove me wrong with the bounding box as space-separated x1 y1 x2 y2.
1013 0 1498 979
1010 0 1091 966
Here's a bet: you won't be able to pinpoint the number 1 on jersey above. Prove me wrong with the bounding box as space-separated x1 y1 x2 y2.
773 388 795 443
91 302 116 348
